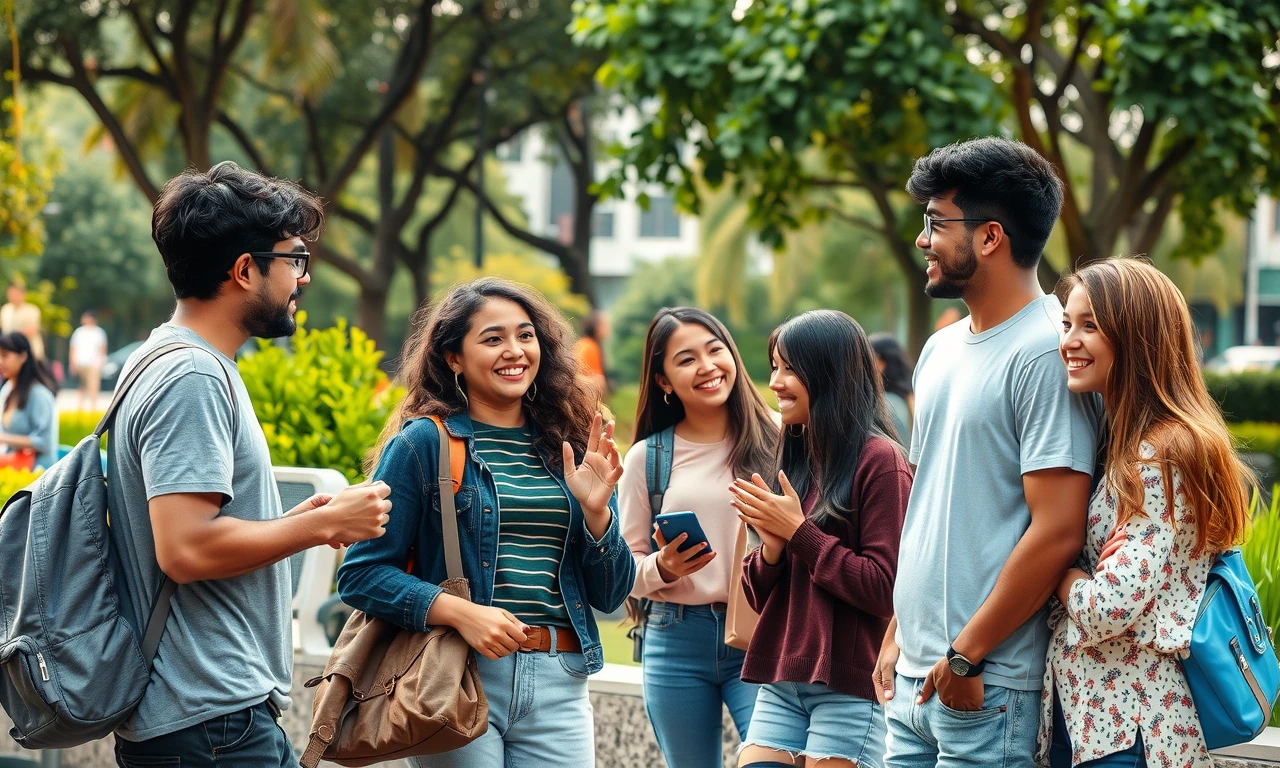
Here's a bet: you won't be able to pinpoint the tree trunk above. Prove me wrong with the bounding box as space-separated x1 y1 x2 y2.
356 285 389 347
904 285 931 359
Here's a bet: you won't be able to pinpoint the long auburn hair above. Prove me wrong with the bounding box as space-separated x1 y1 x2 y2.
1060 258 1252 552
0 332 57 410
366 278 598 474
632 307 778 479
769 311 898 527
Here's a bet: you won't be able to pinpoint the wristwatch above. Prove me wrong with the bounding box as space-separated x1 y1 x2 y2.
946 646 986 678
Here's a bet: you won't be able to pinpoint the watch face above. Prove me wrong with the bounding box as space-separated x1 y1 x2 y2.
948 656 971 677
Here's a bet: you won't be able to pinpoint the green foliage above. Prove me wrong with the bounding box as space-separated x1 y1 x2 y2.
1206 371 1280 424
0 466 40 507
574 0 999 246
240 316 403 483
59 410 104 449
1242 486 1280 726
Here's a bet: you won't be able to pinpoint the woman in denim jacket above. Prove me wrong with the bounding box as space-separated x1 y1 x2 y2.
337 278 635 768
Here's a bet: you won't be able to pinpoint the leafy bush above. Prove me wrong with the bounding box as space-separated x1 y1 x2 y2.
1206 371 1280 424
60 410 105 448
0 467 42 507
1242 486 1280 726
240 317 403 483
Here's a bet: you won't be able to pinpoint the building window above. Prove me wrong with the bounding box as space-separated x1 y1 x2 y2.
639 196 680 238
592 211 614 238
496 134 523 162
547 156 575 227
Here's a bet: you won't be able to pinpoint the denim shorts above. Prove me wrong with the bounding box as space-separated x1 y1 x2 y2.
741 681 886 767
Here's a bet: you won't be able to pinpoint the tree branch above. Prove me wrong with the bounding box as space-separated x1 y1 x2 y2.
309 241 372 289
332 204 378 234
1134 137 1196 204
435 162 570 260
204 0 256 112
124 2 179 96
217 111 274 175
302 99 330 182
818 205 889 236
316 0 435 201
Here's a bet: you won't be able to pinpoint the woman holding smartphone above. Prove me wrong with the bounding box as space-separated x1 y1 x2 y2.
1043 258 1252 767
731 310 910 768
338 278 635 767
619 307 779 768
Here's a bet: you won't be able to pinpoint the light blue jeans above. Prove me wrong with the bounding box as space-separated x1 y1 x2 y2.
883 674 1039 768
642 602 758 768
743 681 886 766
409 629 593 768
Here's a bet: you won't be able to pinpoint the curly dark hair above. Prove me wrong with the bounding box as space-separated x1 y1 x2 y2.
367 278 599 473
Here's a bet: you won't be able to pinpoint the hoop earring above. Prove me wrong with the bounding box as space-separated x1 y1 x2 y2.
526 381 538 402
787 424 805 438
454 372 469 406
663 391 671 405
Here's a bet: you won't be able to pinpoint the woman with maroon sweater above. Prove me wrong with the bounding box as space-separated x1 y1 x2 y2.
729 310 912 768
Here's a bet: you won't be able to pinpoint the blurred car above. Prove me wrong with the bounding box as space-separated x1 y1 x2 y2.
99 341 146 388
1205 345 1280 374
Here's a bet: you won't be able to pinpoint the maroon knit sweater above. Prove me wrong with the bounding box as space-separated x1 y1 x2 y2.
740 436 911 700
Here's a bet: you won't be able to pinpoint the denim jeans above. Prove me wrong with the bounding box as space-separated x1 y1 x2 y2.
114 701 296 767
641 602 758 768
743 681 886 766
883 674 1038 768
1049 694 1145 768
409 630 594 768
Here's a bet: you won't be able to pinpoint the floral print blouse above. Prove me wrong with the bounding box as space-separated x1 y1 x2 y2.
1036 451 1215 768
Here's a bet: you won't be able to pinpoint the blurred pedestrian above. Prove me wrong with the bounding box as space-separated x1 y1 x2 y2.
0 280 45 360
0 332 58 470
869 333 914 447
70 310 108 410
576 310 611 398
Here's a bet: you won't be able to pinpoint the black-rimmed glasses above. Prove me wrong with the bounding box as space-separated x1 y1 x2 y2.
923 214 991 242
249 251 310 279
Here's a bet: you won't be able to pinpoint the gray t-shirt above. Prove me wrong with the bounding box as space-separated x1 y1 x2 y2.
894 295 1101 691
107 324 292 740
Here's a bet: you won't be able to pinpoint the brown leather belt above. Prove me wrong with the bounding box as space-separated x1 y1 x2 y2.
519 625 581 654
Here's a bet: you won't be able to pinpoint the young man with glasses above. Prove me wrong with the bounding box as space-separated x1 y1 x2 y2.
873 138 1102 768
108 161 392 766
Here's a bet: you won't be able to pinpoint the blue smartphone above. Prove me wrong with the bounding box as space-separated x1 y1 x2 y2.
653 511 713 554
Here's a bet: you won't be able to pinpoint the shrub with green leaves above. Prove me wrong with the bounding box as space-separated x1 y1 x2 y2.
0 467 42 507
239 317 403 483
59 410 105 448
1206 371 1280 424
1242 486 1280 726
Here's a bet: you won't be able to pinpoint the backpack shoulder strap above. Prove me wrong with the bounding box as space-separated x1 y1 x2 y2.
644 426 676 518
426 415 465 580
425 415 465 495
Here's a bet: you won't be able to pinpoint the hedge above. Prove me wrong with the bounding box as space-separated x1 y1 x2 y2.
1205 370 1280 424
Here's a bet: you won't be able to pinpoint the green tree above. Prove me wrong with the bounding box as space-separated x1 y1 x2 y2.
948 0 1280 277
574 0 1001 353
1 0 58 263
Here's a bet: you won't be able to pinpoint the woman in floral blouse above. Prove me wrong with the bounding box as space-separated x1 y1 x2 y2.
1043 258 1254 768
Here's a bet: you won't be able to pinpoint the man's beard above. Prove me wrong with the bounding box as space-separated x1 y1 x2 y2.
924 240 978 300
244 285 300 339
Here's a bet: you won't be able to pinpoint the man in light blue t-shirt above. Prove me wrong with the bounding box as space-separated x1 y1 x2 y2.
109 163 393 767
875 138 1102 768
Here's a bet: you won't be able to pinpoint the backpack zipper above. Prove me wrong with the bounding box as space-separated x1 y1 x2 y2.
35 652 48 682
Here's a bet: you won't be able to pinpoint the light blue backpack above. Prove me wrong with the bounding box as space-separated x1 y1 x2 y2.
1183 549 1280 749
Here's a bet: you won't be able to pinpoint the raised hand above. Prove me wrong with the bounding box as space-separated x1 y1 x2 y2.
562 412 624 518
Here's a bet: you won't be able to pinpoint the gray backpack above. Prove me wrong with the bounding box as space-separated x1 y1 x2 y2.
0 342 234 749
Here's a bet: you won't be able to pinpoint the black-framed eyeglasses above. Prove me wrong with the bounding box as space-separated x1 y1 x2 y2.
248 251 310 279
923 214 991 242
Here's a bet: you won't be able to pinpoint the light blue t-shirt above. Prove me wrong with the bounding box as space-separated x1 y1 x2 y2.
106 324 292 740
894 295 1101 691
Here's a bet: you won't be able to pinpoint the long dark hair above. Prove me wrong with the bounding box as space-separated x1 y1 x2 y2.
869 333 913 399
366 278 598 473
0 332 58 410
633 307 777 479
769 311 896 527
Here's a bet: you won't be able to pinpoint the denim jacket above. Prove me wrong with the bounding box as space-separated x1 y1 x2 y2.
337 413 636 675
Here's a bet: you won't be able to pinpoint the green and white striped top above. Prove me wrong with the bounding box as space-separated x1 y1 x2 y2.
473 421 572 627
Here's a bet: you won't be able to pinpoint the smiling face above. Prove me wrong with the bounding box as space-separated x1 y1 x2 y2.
769 342 810 426
243 236 311 339
1061 284 1115 397
447 297 541 407
915 192 981 300
655 321 737 412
